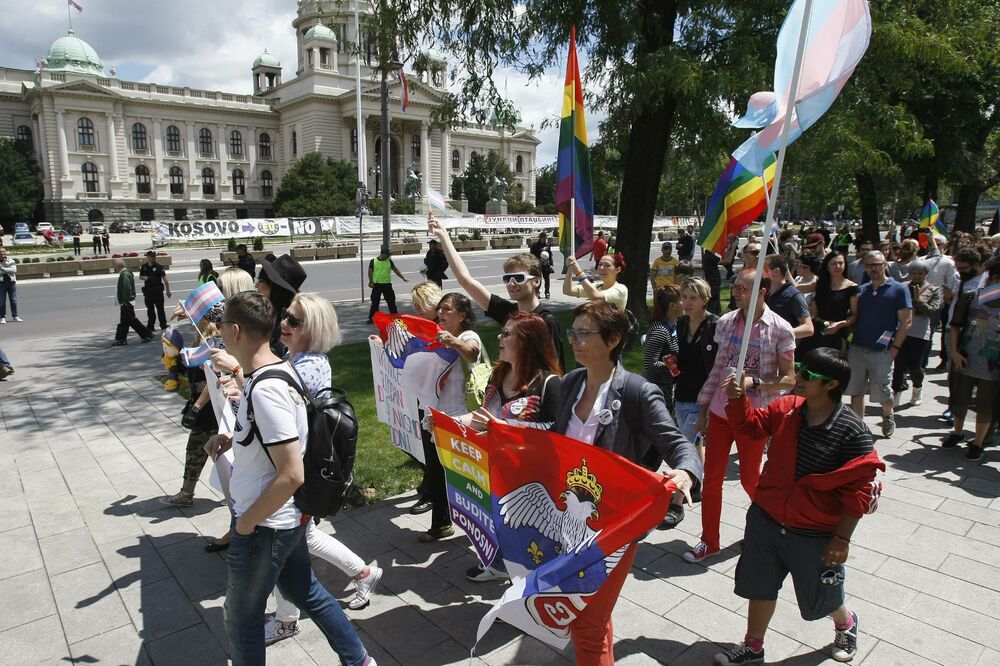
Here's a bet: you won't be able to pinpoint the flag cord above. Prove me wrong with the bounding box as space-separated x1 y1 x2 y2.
734 0 814 383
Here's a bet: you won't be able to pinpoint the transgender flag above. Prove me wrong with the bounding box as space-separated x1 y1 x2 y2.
68 0 83 11
181 343 212 367
732 0 872 175
555 27 594 259
181 281 224 324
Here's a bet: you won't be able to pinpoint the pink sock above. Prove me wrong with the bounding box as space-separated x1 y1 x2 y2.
835 613 854 631
744 634 764 652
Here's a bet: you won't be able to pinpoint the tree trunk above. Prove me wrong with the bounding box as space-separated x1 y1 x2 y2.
990 208 999 236
617 0 679 318
855 168 880 244
953 182 981 233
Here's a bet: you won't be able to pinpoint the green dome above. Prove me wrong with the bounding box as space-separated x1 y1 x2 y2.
304 24 337 41
45 30 103 76
253 49 281 69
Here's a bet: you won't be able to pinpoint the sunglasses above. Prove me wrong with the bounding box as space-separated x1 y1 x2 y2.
282 312 303 329
566 328 601 343
502 272 532 285
795 362 833 382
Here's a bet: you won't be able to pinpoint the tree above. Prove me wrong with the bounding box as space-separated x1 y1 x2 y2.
534 164 556 214
460 150 516 213
0 138 42 231
272 153 357 216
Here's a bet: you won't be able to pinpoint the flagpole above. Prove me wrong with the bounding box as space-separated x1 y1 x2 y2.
733 0 814 383
355 0 366 303
67 1 72 30
179 301 211 347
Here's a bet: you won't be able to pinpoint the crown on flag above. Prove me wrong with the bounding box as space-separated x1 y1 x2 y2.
566 459 603 504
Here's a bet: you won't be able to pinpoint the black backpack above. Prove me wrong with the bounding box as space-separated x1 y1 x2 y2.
242 368 358 518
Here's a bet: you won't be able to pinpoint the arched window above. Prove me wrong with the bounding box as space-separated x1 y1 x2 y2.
451 149 460 171
169 166 184 194
81 162 99 193
258 132 272 159
261 170 273 198
166 125 181 153
16 125 32 147
516 155 524 174
198 127 213 156
232 168 245 196
77 117 95 148
291 131 297 156
201 167 216 195
229 130 243 157
135 165 150 194
411 134 420 160
131 123 148 151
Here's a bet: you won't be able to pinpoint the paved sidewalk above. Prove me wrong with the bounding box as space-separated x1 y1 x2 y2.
1 343 999 664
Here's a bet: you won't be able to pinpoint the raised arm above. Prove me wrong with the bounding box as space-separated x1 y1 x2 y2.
564 255 600 299
428 214 491 309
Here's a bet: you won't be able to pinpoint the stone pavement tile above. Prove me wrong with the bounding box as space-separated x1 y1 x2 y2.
619 567 690 616
21 466 70 499
349 627 403 665
25 491 85 539
128 440 178 463
877 556 1000 620
131 507 200 550
0 525 44 582
415 585 516 651
902 592 1000 652
51 445 100 473
835 567 918 614
936 497 1000 526
0 467 23 499
263 633 321 665
423 549 507 601
50 561 132 644
144 622 229 665
836 543 889 576
478 635 571 666
874 495 973 537
406 637 492 665
878 481 944 510
849 596 984 665
190 591 228 657
613 644 667 665
313 515 398 564
893 476 994 508
664 595 803 662
851 523 949 570
39 526 102 576
181 502 232 539
98 534 173 591
907 524 1000 563
349 603 452 663
0 614 71 664
959 475 1000 503
0 493 32 533
142 453 187 483
13 445 57 474
105 469 168 504
977 647 1000 665
0 569 57 633
966 521 1000 546
610 597 699 663
938 553 1000 593
69 624 153 666
65 467 122 508
118 576 203 641
642 551 745 612
79 501 144 546
85 437 130 458
668 640 730 666
97 450 146 478
156 535 229 600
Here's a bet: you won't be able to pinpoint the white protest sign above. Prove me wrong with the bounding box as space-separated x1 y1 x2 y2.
369 339 424 463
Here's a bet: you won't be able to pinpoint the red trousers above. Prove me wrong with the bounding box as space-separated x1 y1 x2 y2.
569 543 638 665
700 414 766 551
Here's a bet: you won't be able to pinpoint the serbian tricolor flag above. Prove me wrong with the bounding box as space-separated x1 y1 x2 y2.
181 281 224 324
556 27 594 260
397 67 409 112
426 413 676 650
919 199 949 239
698 154 777 254
373 312 457 369
68 0 83 12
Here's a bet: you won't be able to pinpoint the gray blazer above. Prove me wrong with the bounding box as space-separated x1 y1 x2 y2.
552 367 703 490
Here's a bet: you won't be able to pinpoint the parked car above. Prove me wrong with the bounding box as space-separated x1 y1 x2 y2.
133 220 155 232
14 222 30 234
62 221 83 236
109 221 132 233
88 222 106 234
12 232 41 246
35 222 54 233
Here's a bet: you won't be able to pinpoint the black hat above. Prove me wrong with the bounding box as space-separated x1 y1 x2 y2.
145 250 156 256
428 239 439 245
259 254 307 294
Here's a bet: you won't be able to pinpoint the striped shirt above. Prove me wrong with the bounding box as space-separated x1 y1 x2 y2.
642 320 678 391
796 403 874 479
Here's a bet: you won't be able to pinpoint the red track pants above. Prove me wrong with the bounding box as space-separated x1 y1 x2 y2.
700 414 766 552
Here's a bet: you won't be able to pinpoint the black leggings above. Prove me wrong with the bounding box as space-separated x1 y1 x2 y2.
419 415 450 530
892 337 930 391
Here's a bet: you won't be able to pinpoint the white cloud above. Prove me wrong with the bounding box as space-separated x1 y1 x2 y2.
0 0 599 164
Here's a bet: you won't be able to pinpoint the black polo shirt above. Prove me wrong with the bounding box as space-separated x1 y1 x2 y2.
766 282 809 329
139 262 167 292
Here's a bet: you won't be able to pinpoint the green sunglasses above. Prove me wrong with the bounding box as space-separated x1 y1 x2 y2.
795 362 834 382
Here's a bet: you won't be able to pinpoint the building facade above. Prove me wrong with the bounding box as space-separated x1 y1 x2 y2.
0 0 539 226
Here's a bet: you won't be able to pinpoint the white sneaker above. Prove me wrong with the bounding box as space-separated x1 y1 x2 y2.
13 316 22 322
263 617 299 645
911 388 922 406
0 318 6 324
465 564 509 582
348 561 383 610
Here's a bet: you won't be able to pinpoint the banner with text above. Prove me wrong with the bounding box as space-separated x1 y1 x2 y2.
369 339 424 463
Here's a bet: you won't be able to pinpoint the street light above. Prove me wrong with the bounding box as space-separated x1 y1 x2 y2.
379 51 403 250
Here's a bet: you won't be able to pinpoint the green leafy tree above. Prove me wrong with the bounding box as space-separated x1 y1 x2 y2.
273 152 357 216
0 138 42 231
461 150 516 213
534 164 556 214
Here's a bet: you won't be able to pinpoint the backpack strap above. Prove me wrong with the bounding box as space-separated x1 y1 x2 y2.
237 366 305 449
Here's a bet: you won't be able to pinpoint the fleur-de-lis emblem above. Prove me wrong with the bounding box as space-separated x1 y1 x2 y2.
527 540 545 565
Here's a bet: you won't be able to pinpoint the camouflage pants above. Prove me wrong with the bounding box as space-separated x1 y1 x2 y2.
182 429 213 494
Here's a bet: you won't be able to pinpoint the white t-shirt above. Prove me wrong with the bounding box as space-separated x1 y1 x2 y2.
401 329 482 416
231 361 309 530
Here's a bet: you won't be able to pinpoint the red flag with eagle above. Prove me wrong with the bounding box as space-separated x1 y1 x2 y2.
435 417 677 650
373 312 460 398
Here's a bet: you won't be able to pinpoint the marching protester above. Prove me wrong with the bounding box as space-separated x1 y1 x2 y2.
591 230 608 269
801 252 859 356
702 248 723 314
642 285 682 414
673 278 719 448
423 239 449 287
942 248 985 424
650 241 680 293
764 254 814 339
0 247 21 324
429 214 566 370
529 231 555 299
204 291 375 665
714 347 883 665
564 252 629 311
112 259 152 346
552 300 702 664
139 250 171 332
257 254 307 357
0 346 13 380
794 253 819 299
891 260 940 408
367 245 408 324
685 268 796 564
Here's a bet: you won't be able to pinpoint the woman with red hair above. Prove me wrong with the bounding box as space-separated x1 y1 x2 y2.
564 252 629 310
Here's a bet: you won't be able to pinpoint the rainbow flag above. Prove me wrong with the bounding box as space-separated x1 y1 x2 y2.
919 199 948 238
698 154 777 254
556 27 594 259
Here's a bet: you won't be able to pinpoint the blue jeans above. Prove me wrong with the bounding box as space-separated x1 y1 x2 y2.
674 401 702 444
225 523 367 666
0 281 16 318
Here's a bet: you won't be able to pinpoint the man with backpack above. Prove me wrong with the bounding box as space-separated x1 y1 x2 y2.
529 231 555 299
206 291 375 666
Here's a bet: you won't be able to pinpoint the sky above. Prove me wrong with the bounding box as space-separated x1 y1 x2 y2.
0 0 604 167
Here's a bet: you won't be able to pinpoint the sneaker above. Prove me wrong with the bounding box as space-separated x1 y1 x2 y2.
881 415 895 438
417 524 454 542
965 445 984 463
13 316 22 322
660 503 685 530
348 562 383 610
831 611 859 662
683 541 720 563
465 564 508 582
942 432 964 449
0 318 5 324
111 340 127 346
911 388 922 406
159 492 193 507
714 641 765 665
942 409 954 426
263 617 299 645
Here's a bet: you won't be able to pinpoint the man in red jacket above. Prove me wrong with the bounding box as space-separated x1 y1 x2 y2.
714 347 884 666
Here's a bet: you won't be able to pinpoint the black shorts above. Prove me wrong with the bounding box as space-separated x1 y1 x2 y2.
734 503 846 621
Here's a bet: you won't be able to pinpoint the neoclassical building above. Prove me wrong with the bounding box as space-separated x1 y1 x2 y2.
0 0 539 226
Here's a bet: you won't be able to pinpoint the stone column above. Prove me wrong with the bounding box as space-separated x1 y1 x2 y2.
440 128 450 195
217 123 228 182
56 110 71 180
32 113 51 197
528 152 535 204
365 119 375 192
420 121 430 198
185 122 196 183
105 112 120 181
152 119 164 181
249 127 258 181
